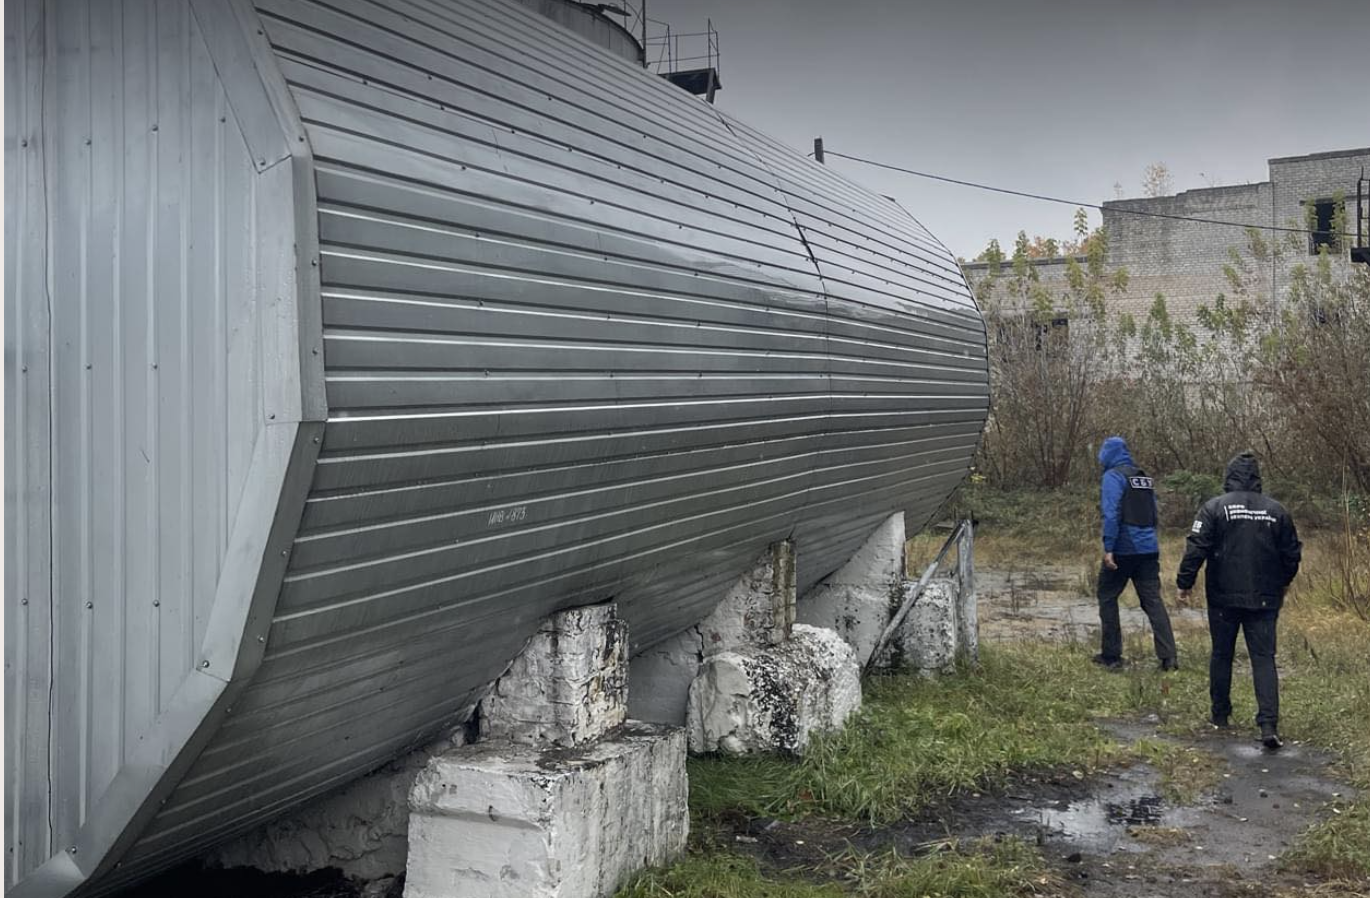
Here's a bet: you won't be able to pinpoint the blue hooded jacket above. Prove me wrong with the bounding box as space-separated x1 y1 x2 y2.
1099 436 1159 556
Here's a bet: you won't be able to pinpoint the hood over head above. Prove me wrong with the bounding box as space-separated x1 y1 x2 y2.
1098 436 1134 470
1223 451 1263 493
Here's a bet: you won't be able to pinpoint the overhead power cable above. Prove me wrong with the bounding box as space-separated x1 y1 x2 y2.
822 149 1356 241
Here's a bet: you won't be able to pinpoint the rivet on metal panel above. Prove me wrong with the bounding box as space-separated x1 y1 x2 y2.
20 139 27 147
258 158 266 166
85 363 92 370
69 848 77 855
280 550 288 557
219 116 226 123
21 366 27 373
151 124 158 132
201 660 211 669
20 598 27 606
84 138 91 146
268 413 276 420
152 600 159 607
311 259 318 267
257 635 265 643
312 437 319 444
85 602 92 610
152 363 158 370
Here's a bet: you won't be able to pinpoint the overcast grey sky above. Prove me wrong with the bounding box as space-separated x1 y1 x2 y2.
647 0 1367 258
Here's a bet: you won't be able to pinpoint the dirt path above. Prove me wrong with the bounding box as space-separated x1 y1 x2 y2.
976 564 1207 647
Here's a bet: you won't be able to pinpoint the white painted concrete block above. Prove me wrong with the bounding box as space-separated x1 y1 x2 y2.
205 729 468 881
686 624 861 756
481 604 627 748
698 541 795 655
797 513 906 667
892 579 959 675
404 723 688 898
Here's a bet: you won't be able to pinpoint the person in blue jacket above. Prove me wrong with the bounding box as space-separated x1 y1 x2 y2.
1095 436 1178 670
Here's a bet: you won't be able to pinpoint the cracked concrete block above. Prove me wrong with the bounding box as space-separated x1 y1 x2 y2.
481 604 628 748
205 729 469 881
797 513 906 667
404 723 688 898
686 624 861 756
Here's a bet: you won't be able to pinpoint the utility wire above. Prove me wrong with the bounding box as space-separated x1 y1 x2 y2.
822 149 1357 241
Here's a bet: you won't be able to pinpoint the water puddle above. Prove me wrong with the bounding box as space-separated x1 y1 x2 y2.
1005 769 1200 855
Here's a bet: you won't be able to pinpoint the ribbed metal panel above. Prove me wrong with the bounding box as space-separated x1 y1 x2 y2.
5 1 316 894
5 0 56 881
8 0 986 893
107 0 987 881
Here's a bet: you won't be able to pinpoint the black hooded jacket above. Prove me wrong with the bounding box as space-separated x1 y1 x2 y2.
1176 453 1302 610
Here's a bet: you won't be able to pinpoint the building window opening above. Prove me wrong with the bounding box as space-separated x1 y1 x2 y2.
1309 198 1340 255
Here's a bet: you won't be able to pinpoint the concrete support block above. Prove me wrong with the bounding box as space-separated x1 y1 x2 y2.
404 724 688 898
627 542 794 726
699 540 795 654
888 579 959 675
205 730 467 882
797 513 906 667
686 624 861 756
481 604 627 748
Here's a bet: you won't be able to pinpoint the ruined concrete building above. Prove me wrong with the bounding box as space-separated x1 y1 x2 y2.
962 147 1370 323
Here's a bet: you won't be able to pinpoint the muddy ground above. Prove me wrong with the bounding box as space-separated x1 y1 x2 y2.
714 718 1355 897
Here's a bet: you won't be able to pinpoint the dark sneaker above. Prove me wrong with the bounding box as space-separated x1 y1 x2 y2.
1210 715 1231 729
1260 725 1283 750
1092 654 1124 670
1159 659 1180 672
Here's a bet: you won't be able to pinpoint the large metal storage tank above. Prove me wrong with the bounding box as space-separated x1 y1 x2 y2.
3 0 989 894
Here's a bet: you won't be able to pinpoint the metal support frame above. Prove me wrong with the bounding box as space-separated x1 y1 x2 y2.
864 520 975 676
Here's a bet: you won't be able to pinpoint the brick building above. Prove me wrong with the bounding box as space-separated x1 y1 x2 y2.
961 147 1370 323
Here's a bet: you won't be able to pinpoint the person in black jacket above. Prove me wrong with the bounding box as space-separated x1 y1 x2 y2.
1176 452 1302 749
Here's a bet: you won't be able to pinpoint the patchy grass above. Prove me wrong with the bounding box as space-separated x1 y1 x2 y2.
617 853 842 898
687 611 1370 882
689 647 1130 827
1283 801 1370 882
617 838 1068 898
635 484 1369 893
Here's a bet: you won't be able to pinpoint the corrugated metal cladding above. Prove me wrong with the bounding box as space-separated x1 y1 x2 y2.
110 0 986 880
4 0 311 894
7 0 986 893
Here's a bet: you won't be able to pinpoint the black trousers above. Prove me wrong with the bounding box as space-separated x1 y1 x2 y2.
1208 605 1280 728
1097 554 1177 664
